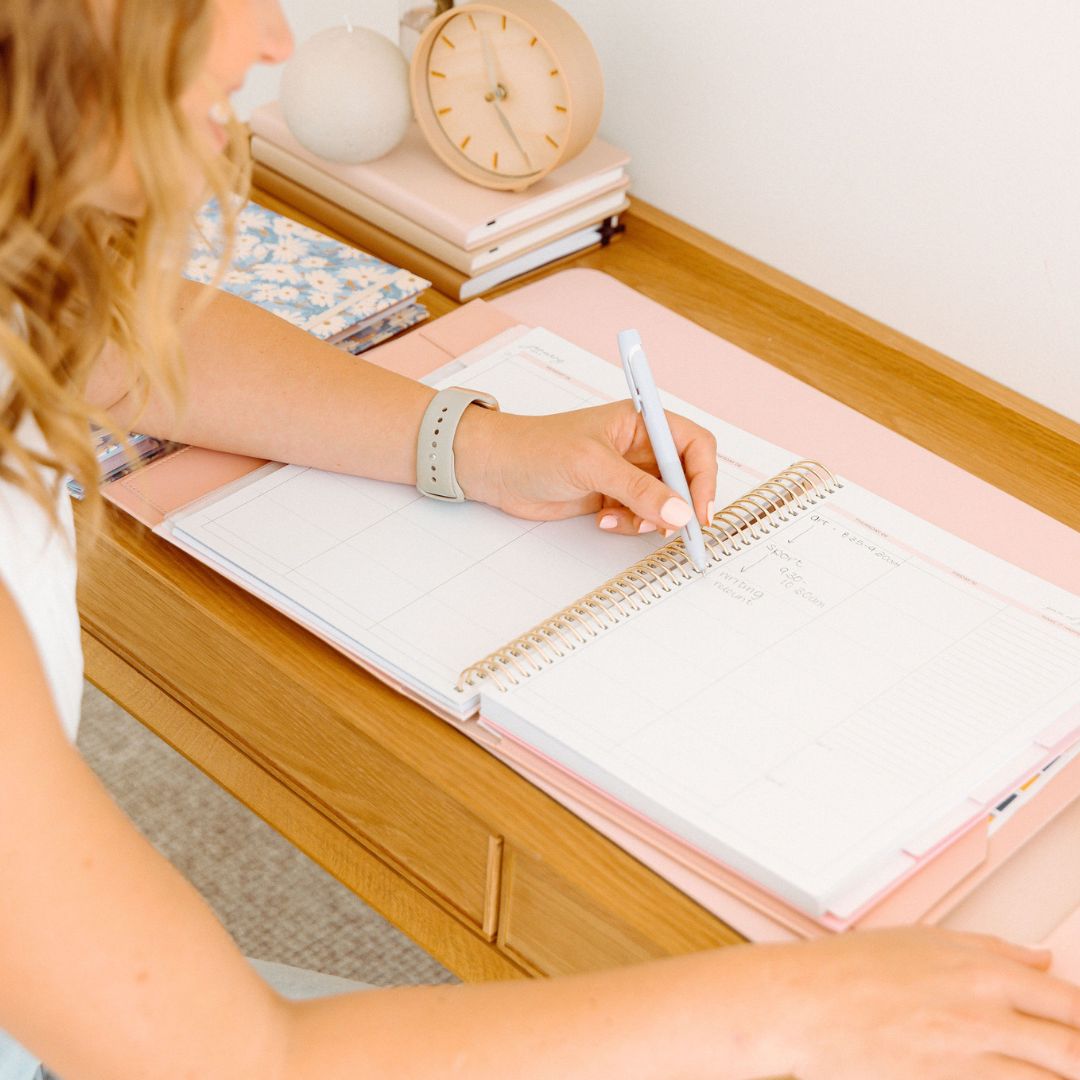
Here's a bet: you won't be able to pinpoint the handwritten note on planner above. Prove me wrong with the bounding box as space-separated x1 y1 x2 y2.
482 480 1080 914
169 328 780 717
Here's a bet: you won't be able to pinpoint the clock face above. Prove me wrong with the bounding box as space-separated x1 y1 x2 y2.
420 7 571 183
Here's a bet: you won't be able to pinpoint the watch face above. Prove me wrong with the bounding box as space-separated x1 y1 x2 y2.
422 7 571 182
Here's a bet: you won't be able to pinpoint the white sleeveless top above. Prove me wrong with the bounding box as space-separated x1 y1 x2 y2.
0 408 83 739
0 398 83 1080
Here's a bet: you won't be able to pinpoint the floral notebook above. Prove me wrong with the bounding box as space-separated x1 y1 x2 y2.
184 198 430 352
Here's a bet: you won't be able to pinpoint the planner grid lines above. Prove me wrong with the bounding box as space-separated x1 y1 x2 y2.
171 339 681 710
171 331 780 714
504 499 1080 906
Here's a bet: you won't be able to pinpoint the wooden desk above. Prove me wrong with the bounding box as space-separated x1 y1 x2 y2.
77 197 1080 982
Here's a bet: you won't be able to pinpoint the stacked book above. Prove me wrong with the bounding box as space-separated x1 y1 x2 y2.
185 197 431 353
249 102 630 301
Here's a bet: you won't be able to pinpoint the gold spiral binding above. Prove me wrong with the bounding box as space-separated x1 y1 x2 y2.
456 460 841 692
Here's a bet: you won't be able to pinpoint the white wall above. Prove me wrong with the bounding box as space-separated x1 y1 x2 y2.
237 1 1080 422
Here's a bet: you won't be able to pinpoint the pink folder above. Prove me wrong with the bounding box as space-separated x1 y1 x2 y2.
101 270 1080 973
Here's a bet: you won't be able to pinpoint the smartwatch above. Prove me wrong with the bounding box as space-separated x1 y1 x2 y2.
415 387 500 502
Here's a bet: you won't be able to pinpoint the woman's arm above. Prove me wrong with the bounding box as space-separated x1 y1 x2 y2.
5 582 1080 1080
85 281 718 534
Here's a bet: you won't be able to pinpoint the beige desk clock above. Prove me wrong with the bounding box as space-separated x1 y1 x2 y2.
408 0 604 191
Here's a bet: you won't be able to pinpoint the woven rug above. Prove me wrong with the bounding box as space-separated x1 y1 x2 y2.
78 683 456 988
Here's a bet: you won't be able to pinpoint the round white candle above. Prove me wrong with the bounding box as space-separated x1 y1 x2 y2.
281 26 411 164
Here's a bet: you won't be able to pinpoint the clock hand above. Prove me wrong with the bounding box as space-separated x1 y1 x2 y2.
479 31 534 169
492 99 534 169
479 29 501 97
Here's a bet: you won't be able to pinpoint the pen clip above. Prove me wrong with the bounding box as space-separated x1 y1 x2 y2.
617 329 644 413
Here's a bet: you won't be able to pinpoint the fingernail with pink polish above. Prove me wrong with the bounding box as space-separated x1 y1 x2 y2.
599 514 618 530
637 521 657 534
660 497 691 527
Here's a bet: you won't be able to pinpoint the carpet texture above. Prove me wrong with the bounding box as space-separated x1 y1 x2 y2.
77 682 456 989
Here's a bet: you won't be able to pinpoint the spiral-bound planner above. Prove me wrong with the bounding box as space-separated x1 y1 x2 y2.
459 458 841 691
165 326 1080 916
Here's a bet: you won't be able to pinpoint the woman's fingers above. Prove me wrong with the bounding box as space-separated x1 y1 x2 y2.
1010 965 1080 1029
595 507 658 535
589 409 716 535
994 1015 1080 1080
979 1058 1077 1080
959 932 1053 970
580 446 694 533
668 411 717 524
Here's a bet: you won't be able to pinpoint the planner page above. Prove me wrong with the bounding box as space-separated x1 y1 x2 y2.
480 476 1080 916
166 328 796 719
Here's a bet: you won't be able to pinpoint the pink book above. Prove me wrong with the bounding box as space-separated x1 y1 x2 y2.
249 102 630 251
101 271 1080 961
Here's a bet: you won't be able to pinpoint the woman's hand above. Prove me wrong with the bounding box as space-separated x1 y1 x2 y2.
454 400 718 534
716 927 1080 1080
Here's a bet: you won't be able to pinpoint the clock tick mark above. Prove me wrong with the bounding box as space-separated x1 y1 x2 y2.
430 70 446 78
549 69 559 76
493 151 499 169
545 134 560 149
530 36 538 46
554 104 567 112
440 33 455 48
460 135 471 149
438 107 452 115
501 15 507 30
467 14 476 30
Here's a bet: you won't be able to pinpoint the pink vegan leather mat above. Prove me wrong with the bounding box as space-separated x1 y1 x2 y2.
101 269 1080 965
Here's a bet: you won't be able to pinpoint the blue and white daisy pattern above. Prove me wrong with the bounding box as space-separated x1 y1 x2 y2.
185 199 430 349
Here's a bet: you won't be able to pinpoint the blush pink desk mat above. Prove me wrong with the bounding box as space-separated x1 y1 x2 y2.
487 270 1080 972
104 270 1080 972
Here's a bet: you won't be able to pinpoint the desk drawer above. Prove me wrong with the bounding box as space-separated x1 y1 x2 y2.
77 541 496 932
497 845 671 975
285 716 495 930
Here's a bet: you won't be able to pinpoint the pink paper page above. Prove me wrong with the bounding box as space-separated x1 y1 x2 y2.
104 446 268 528
491 269 1080 594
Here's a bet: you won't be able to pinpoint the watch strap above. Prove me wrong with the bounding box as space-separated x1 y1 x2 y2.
416 387 500 502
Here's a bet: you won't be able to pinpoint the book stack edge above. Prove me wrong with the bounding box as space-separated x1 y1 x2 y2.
249 102 630 301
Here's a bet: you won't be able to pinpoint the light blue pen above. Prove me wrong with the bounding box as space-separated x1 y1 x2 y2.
617 329 709 573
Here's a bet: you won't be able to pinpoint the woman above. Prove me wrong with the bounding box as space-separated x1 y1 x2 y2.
3 2 1079 1078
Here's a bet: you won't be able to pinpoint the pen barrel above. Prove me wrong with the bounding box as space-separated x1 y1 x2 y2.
643 415 693 504
619 330 708 570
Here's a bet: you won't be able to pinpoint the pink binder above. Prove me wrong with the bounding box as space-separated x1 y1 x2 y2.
101 269 1080 973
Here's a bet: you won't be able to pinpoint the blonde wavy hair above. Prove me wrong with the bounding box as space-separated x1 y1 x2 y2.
0 0 248 525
